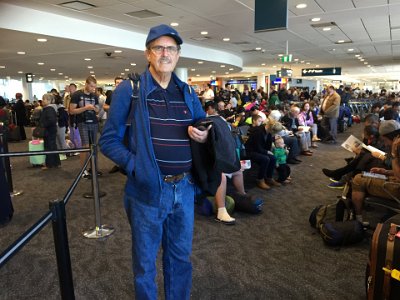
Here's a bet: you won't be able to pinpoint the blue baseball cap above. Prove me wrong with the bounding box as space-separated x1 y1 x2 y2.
145 24 183 47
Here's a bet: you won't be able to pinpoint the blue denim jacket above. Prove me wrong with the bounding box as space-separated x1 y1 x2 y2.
99 69 205 207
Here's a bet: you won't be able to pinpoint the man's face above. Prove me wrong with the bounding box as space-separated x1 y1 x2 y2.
115 79 123 87
85 81 96 94
146 36 180 75
69 85 77 94
218 101 225 111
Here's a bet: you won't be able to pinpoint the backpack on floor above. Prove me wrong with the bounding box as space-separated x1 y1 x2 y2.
228 191 263 214
320 220 364 246
195 195 235 217
309 196 352 229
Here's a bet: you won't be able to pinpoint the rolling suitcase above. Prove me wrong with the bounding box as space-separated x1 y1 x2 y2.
366 214 400 299
29 140 45 166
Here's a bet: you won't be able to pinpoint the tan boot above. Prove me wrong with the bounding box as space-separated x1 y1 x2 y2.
265 178 281 187
257 179 271 190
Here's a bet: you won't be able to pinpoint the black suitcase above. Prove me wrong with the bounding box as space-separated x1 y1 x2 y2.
366 214 400 299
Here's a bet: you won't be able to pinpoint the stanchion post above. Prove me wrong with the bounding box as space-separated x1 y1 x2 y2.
82 142 114 239
0 124 22 197
49 199 75 300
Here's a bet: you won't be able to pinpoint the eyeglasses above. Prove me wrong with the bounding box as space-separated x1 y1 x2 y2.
149 45 180 55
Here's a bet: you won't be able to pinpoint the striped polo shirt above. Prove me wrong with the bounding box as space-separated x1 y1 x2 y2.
147 77 193 175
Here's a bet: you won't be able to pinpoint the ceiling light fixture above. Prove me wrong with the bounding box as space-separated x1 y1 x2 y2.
337 40 345 43
348 48 354 52
59 1 96 11
0 66 5 69
170 22 179 27
229 68 234 71
125 69 129 71
355 54 360 57
220 65 225 68
18 71 23 74
130 63 136 66
50 69 56 71
37 38 47 42
114 50 122 53
323 27 331 31
37 62 44 65
198 61 204 64
255 47 262 51
90 71 94 74
121 72 125 75
211 71 216 73
58 73 63 75
311 17 321 22
278 54 284 57
17 51 26 55
261 63 266 66
84 58 91 61
225 72 229 75
360 59 365 61
191 68 196 71
201 31 208 35
296 3 307 9
223 38 230 42
87 66 93 69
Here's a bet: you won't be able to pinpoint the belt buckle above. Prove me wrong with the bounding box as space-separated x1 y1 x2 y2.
164 173 185 183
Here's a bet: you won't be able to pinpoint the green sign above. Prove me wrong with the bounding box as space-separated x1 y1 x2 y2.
281 55 292 63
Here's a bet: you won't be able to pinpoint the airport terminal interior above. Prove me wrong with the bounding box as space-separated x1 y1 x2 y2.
2 0 400 299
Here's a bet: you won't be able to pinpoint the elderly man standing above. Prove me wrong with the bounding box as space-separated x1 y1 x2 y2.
99 24 208 299
320 85 341 144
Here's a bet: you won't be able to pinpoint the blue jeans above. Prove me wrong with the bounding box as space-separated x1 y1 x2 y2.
124 174 195 300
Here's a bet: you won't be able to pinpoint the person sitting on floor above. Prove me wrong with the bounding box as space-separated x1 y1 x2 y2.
245 115 280 190
351 120 400 224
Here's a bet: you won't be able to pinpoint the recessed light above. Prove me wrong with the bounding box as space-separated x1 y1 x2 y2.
37 38 47 42
130 63 136 66
296 3 307 9
84 58 91 61
0 66 5 69
121 72 125 75
17 51 26 55
18 71 23 74
229 68 234 71
125 69 129 71
225 72 229 75
360 59 365 61
348 48 354 52
300 61 305 63
191 68 196 71
90 71 94 74
198 61 204 64
311 17 321 22
58 73 63 75
170 22 179 27
201 31 208 35
316 65 320 67
306 62 310 64
364 62 368 64
223 38 230 42
323 27 331 31
358 57 363 60
39 77 44 80
211 71 216 73
355 54 360 57
337 40 345 43
50 69 56 71
261 63 266 66
220 65 225 68
278 54 284 57
64 76 69 78
273 65 277 68
37 62 44 65
114 50 122 53
87 66 93 69
367 65 371 67
255 47 262 51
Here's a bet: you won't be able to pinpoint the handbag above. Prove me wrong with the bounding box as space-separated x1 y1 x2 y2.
32 126 45 138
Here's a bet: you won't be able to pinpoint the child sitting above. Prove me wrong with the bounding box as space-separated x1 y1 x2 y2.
273 136 291 184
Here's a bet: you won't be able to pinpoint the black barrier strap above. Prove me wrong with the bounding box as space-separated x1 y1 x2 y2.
50 200 75 300
0 147 90 158
0 211 52 268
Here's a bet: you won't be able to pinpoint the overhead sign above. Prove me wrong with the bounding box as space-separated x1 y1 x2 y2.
302 67 342 76
255 0 287 32
281 54 292 63
25 73 33 83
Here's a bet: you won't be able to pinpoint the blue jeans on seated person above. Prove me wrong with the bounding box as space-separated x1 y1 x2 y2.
249 152 276 180
124 174 195 300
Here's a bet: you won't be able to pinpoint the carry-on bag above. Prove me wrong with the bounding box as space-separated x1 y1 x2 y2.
366 214 400 299
29 140 45 166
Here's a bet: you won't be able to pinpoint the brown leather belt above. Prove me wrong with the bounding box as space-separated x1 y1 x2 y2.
163 172 189 183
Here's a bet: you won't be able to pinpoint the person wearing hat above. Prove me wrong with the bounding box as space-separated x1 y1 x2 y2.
351 120 400 223
99 24 208 299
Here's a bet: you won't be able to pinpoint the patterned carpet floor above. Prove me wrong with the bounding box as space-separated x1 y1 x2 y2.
0 123 389 299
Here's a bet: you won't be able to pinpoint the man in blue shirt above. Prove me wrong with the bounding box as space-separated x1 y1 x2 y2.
99 24 208 299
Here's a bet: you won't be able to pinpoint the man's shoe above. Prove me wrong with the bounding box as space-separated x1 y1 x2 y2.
87 169 102 176
265 178 281 187
257 179 271 190
322 168 342 181
82 170 91 179
109 165 120 174
327 182 345 189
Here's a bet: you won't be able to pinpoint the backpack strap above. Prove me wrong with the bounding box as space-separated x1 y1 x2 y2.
126 72 140 126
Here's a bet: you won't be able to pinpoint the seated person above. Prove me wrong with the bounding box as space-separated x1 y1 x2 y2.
281 105 313 156
214 173 236 225
351 120 400 223
273 135 291 184
323 124 388 188
267 110 301 164
298 101 320 143
245 115 280 190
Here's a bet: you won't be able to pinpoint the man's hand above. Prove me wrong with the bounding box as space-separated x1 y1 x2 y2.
370 167 387 174
85 104 96 111
188 125 211 143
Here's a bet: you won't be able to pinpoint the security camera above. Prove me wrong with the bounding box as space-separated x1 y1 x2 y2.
105 52 112 57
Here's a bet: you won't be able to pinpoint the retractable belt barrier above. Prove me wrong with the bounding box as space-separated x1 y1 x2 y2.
0 133 114 299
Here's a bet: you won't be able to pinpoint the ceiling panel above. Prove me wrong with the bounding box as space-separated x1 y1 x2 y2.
339 19 371 43
362 16 391 42
288 0 324 15
374 44 393 56
314 0 354 12
353 0 387 8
